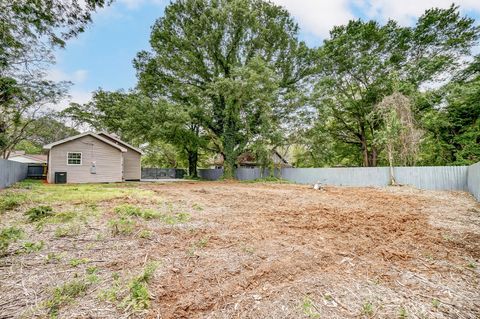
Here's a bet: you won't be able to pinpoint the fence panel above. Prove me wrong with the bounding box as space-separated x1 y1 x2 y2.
468 162 480 201
0 159 28 189
198 168 224 181
394 166 468 191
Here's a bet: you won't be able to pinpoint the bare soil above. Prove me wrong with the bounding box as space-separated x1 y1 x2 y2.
1 181 479 319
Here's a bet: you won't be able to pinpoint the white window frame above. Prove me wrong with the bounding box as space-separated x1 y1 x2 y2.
67 152 82 165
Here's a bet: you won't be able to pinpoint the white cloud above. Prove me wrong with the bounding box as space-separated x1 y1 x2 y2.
46 68 89 84
272 0 354 38
117 0 166 10
49 89 92 112
356 0 480 25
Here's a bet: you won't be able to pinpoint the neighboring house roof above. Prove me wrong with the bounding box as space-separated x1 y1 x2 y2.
213 150 292 167
98 132 144 155
9 154 47 164
43 132 127 152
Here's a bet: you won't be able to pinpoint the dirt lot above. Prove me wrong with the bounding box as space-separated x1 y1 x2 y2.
0 180 479 318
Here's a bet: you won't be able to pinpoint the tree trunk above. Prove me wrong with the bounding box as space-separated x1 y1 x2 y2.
187 150 198 178
387 146 396 185
223 152 236 179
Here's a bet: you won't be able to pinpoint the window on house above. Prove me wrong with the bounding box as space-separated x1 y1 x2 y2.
67 152 82 165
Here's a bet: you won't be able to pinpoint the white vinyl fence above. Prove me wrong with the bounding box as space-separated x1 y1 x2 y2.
468 162 480 201
0 159 28 189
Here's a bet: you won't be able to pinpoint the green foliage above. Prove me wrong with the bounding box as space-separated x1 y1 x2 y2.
121 262 159 311
362 301 374 317
138 230 153 239
114 204 160 220
242 176 290 184
0 227 23 255
22 241 44 253
109 217 136 236
307 6 479 167
24 206 53 222
45 280 89 317
133 0 316 177
301 297 320 318
0 192 25 213
69 258 89 267
55 224 81 238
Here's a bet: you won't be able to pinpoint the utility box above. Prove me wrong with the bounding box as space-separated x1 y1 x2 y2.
54 172 67 184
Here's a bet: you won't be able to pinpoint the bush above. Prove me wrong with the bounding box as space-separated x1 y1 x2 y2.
24 205 53 222
0 193 26 213
0 227 24 255
114 204 160 220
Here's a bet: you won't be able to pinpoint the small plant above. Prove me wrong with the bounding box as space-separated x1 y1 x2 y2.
45 280 89 317
70 258 89 267
22 241 44 253
301 297 320 318
54 224 81 238
196 237 209 248
45 252 63 263
0 227 24 255
52 211 76 223
399 307 408 318
192 203 203 211
362 301 374 317
109 217 136 236
25 205 53 222
432 299 440 308
323 294 333 302
138 229 153 239
161 212 191 225
114 204 160 220
0 193 25 213
466 261 477 269
121 261 159 310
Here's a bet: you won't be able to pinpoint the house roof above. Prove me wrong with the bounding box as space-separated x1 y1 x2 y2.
8 154 47 163
98 132 144 155
43 132 127 152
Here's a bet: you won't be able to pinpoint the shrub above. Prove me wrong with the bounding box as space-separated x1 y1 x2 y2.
25 205 53 222
114 204 160 220
22 241 44 253
45 280 89 317
109 217 136 236
0 227 24 255
121 262 158 310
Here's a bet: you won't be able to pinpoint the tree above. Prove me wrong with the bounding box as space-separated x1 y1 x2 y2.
375 92 423 184
312 5 479 167
419 55 480 165
0 0 111 156
134 0 316 178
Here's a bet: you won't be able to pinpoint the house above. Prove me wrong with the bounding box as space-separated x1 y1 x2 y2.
7 151 47 164
43 132 143 184
213 150 292 169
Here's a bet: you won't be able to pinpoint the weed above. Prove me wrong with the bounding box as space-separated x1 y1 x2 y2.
362 301 374 317
432 299 440 308
138 229 153 239
51 211 77 223
121 261 159 310
161 212 191 225
86 266 98 274
22 241 44 253
399 307 408 318
242 246 255 254
45 280 89 317
109 217 136 236
54 224 81 238
466 261 477 269
114 204 160 220
70 258 89 267
196 237 209 248
242 176 290 184
323 294 333 302
301 297 320 318
192 203 203 211
0 193 26 213
25 205 53 222
45 252 63 263
0 227 23 255
86 273 99 284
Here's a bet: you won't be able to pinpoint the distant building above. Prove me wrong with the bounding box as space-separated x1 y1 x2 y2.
212 150 292 169
43 132 143 184
7 151 47 164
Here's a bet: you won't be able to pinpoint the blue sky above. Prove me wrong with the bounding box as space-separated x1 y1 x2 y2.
48 0 480 109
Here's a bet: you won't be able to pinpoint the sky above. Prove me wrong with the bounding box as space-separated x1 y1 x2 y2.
48 0 480 109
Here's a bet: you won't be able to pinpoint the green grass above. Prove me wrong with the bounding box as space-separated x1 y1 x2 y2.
0 226 24 255
13 180 156 205
22 241 44 253
301 297 320 318
45 280 89 317
109 217 136 236
241 176 291 184
0 192 27 213
24 205 54 222
114 204 160 220
121 261 159 311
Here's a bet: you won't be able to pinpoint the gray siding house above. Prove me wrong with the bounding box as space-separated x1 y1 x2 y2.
43 132 142 184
